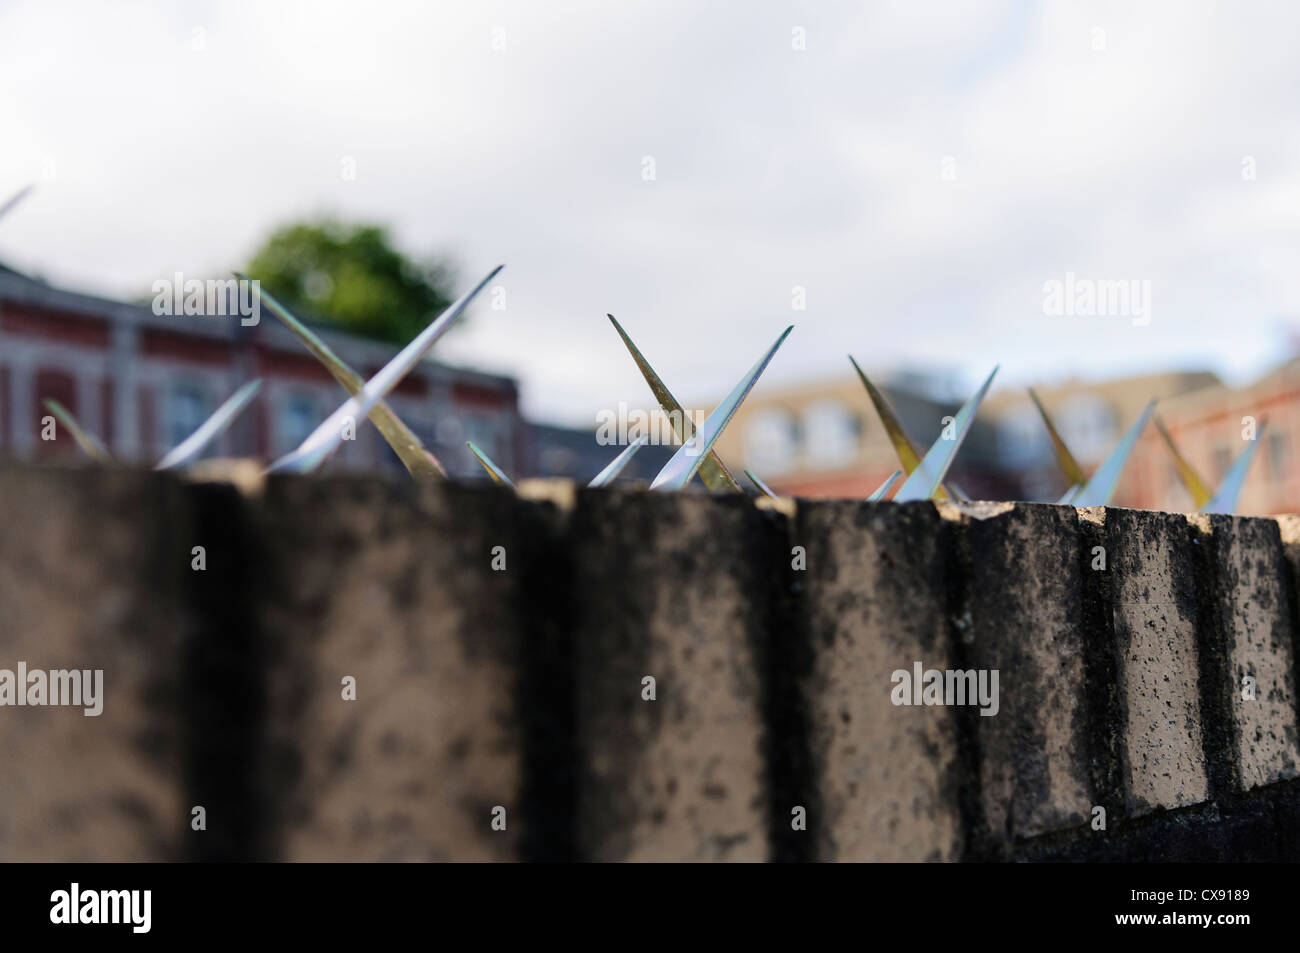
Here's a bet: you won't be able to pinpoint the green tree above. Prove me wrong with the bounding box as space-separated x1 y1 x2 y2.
244 219 456 344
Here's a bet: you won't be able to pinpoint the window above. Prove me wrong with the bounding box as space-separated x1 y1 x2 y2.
744 408 798 474
164 383 211 457
279 393 319 455
802 400 860 467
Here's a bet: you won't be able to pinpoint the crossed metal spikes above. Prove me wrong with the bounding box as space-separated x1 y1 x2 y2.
835 359 998 503
1153 414 1266 515
1028 392 1261 514
468 319 795 490
14 190 1247 508
1031 398 1157 508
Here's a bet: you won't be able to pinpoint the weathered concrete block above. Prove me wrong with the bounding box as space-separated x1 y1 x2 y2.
798 500 963 861
255 477 528 861
1105 509 1209 815
0 466 189 861
1212 515 1299 790
960 502 1092 840
570 489 768 862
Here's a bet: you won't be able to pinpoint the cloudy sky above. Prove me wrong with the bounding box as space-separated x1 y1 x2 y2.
2 0 1298 425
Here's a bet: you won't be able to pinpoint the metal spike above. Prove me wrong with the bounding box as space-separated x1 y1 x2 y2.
1071 400 1156 507
867 469 902 502
0 184 34 223
1028 387 1087 487
588 435 648 487
744 468 777 498
849 355 957 501
893 366 999 503
240 273 447 478
650 326 794 491
850 356 924 470
266 265 501 474
42 399 112 463
607 314 742 492
1201 421 1267 514
1154 415 1212 509
156 380 262 470
466 440 517 489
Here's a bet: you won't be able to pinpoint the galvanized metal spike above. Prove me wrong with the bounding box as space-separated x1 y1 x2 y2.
849 355 958 501
0 184 34 223
466 440 517 489
849 356 924 469
1154 415 1212 509
893 366 999 503
1028 387 1087 488
650 326 793 491
607 314 743 492
867 469 902 502
42 399 112 463
266 265 501 474
156 380 262 470
1201 420 1266 514
241 273 447 479
744 468 777 498
1071 400 1156 507
588 435 648 488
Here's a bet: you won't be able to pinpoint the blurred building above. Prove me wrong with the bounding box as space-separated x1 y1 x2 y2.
711 370 1013 499
985 370 1223 505
0 260 522 475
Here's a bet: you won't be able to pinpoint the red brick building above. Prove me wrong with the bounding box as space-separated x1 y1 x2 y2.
0 261 522 475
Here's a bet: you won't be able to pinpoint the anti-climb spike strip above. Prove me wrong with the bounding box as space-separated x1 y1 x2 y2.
650 326 793 491
849 355 962 501
266 265 502 474
608 314 743 493
241 273 447 479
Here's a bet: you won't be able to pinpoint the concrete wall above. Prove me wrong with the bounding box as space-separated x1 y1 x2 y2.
1 464 1298 861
